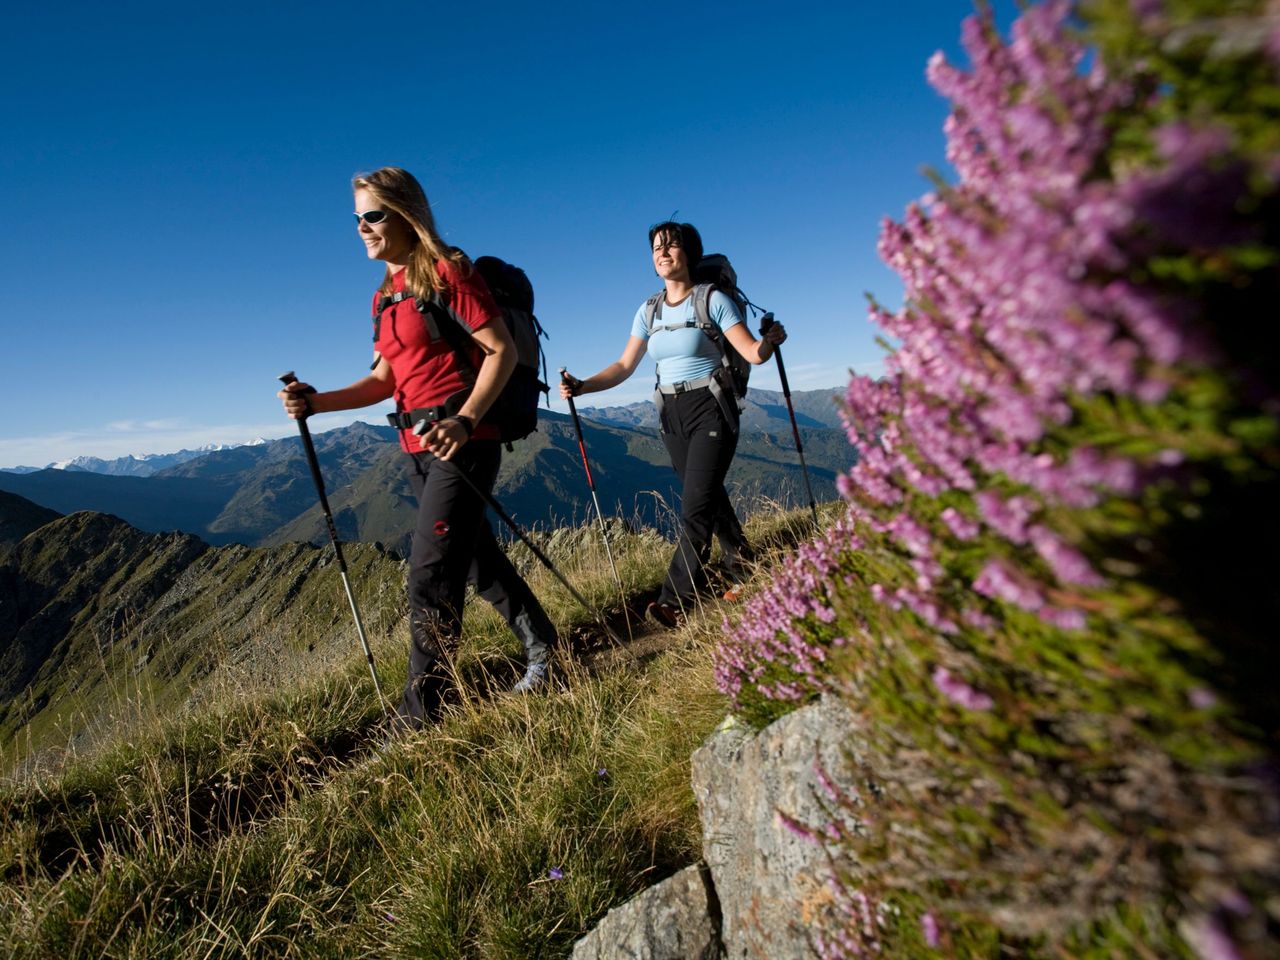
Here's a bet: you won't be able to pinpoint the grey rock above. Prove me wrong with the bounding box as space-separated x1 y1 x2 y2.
571 863 720 960
691 697 858 959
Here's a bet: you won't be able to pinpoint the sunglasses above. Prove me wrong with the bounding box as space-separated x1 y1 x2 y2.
354 209 391 225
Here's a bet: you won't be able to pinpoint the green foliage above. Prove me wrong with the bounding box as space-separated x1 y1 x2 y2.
713 1 1280 954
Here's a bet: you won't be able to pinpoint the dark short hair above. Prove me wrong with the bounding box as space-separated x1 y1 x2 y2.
648 220 703 267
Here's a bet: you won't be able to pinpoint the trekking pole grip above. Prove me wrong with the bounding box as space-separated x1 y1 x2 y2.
278 371 317 420
757 314 792 391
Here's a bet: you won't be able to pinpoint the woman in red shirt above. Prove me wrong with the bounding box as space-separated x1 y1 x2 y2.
279 167 556 730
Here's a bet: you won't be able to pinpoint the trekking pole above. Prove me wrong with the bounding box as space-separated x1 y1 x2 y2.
411 422 624 646
560 369 624 591
561 369 633 642
278 372 392 722
759 315 820 526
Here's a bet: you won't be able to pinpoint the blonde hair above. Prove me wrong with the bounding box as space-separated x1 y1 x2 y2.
352 167 470 297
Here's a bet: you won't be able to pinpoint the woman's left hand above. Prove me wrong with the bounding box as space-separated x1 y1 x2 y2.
418 417 470 460
762 321 787 346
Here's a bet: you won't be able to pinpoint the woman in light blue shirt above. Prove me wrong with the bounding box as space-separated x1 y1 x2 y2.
560 221 786 626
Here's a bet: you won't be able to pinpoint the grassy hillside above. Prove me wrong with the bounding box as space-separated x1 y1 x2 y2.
0 513 406 772
0 505 824 957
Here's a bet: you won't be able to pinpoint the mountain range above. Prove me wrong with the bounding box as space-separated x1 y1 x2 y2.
0 389 852 556
0 442 260 477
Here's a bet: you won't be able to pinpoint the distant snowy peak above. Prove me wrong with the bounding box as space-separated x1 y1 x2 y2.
42 439 264 477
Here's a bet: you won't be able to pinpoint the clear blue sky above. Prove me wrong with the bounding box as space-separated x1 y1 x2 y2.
0 0 993 467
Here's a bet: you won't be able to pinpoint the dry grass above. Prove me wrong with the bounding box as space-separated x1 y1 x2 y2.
0 508 818 958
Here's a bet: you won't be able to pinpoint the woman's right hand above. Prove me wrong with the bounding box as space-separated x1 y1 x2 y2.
559 370 584 400
277 381 316 420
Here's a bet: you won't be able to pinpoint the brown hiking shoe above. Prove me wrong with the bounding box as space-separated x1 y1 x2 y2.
645 600 683 629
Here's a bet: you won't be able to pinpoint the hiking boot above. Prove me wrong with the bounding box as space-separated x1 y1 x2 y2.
646 600 683 629
511 660 549 693
368 716 414 759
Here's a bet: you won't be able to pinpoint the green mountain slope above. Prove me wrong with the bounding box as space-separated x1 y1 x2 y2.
0 511 404 768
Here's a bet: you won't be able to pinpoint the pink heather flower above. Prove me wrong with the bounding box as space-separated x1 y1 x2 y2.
778 810 820 844
962 607 998 631
921 911 941 947
940 506 980 541
1220 889 1252 917
1269 1 1280 67
975 491 1038 544
973 559 1044 612
932 666 995 711
1185 915 1244 960
1189 687 1219 710
1039 605 1087 631
1028 525 1105 587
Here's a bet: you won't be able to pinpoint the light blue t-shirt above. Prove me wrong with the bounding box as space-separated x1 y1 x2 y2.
630 289 743 384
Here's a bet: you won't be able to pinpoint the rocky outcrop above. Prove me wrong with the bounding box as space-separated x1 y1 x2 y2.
692 697 857 958
570 864 720 960
572 697 857 958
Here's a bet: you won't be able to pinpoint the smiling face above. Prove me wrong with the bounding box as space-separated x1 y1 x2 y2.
354 187 416 268
651 229 691 284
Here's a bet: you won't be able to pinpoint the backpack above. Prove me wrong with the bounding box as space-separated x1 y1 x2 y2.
642 253 753 403
375 254 549 446
472 255 551 443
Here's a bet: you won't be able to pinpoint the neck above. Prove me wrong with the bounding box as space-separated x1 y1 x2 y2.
664 277 694 303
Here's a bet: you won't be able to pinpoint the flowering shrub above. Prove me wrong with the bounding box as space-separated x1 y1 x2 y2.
716 1 1279 955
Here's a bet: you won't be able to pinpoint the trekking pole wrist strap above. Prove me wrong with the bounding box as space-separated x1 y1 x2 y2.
449 414 476 438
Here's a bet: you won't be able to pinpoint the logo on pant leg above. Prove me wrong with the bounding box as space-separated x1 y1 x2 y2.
433 520 450 536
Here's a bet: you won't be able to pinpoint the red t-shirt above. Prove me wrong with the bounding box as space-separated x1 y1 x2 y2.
374 259 502 451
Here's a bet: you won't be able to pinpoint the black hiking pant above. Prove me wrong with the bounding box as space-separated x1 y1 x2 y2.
401 441 556 728
657 387 753 607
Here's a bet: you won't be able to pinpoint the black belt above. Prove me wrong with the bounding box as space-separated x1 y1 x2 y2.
386 405 451 430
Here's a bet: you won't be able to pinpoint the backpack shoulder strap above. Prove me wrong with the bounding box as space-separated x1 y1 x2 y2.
642 291 664 337
415 291 479 385
692 284 741 384
692 284 719 341
373 290 420 343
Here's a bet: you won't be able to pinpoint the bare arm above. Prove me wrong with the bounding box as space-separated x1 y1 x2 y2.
559 336 648 398
455 319 516 425
278 357 396 420
724 320 787 365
